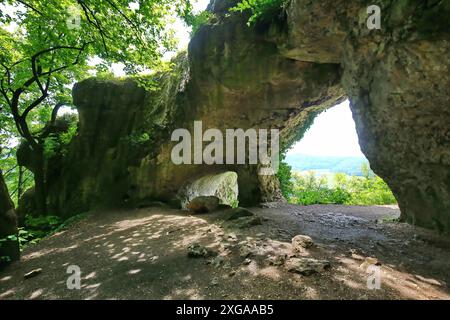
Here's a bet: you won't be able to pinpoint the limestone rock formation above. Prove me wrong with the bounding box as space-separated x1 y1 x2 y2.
187 196 220 213
41 0 344 217
0 170 20 267
341 1 450 233
27 0 450 234
178 172 238 209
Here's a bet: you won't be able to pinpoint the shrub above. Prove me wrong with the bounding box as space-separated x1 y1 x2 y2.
231 0 287 25
7 213 89 252
289 170 397 206
277 153 294 199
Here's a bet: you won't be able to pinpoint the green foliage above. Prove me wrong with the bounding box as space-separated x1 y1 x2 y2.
51 212 87 233
0 255 11 263
277 153 293 199
290 171 351 205
25 215 62 230
184 10 215 35
342 175 398 206
121 132 151 150
226 189 239 209
43 115 78 159
0 147 34 205
289 167 398 206
230 0 287 25
0 1 195 214
16 228 40 248
13 213 87 251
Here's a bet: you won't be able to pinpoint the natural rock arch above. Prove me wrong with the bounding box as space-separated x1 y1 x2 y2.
36 0 449 234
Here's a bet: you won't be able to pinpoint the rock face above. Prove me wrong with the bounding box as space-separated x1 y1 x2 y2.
35 0 450 234
0 171 20 267
278 0 450 233
292 235 314 251
178 172 238 209
42 0 344 217
341 1 450 233
187 196 220 213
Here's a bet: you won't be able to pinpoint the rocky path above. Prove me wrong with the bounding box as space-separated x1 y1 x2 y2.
1 204 449 300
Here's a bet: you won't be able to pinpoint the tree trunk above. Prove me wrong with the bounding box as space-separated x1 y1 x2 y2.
32 145 47 216
17 165 23 203
0 169 20 268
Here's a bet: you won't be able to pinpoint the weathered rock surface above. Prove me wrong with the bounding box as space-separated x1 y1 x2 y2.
0 170 20 267
187 243 217 258
178 172 238 209
340 1 450 234
233 216 263 229
187 196 220 214
37 0 344 218
28 0 450 234
224 207 255 220
285 258 331 276
292 235 314 251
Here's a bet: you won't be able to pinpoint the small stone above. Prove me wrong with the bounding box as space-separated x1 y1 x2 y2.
351 253 365 261
24 268 42 279
211 256 225 268
239 244 255 258
360 257 380 269
187 243 216 258
242 258 252 265
210 278 219 286
268 255 285 266
285 258 331 276
292 235 314 251
221 242 233 250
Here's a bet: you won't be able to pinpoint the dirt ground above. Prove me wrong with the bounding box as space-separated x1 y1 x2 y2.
1 204 449 300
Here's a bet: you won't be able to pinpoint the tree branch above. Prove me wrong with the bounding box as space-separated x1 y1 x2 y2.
6 43 91 147
77 0 110 53
16 0 43 16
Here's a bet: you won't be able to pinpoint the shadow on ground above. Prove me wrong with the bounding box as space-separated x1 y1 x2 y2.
1 204 449 300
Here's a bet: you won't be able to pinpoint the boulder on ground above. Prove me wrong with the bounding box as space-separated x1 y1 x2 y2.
178 172 238 209
285 258 331 276
292 235 314 251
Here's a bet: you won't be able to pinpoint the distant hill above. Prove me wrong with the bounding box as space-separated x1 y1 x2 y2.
285 154 369 176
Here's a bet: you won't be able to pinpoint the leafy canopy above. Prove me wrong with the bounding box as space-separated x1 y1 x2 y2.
0 0 195 211
0 0 194 146
230 0 287 25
